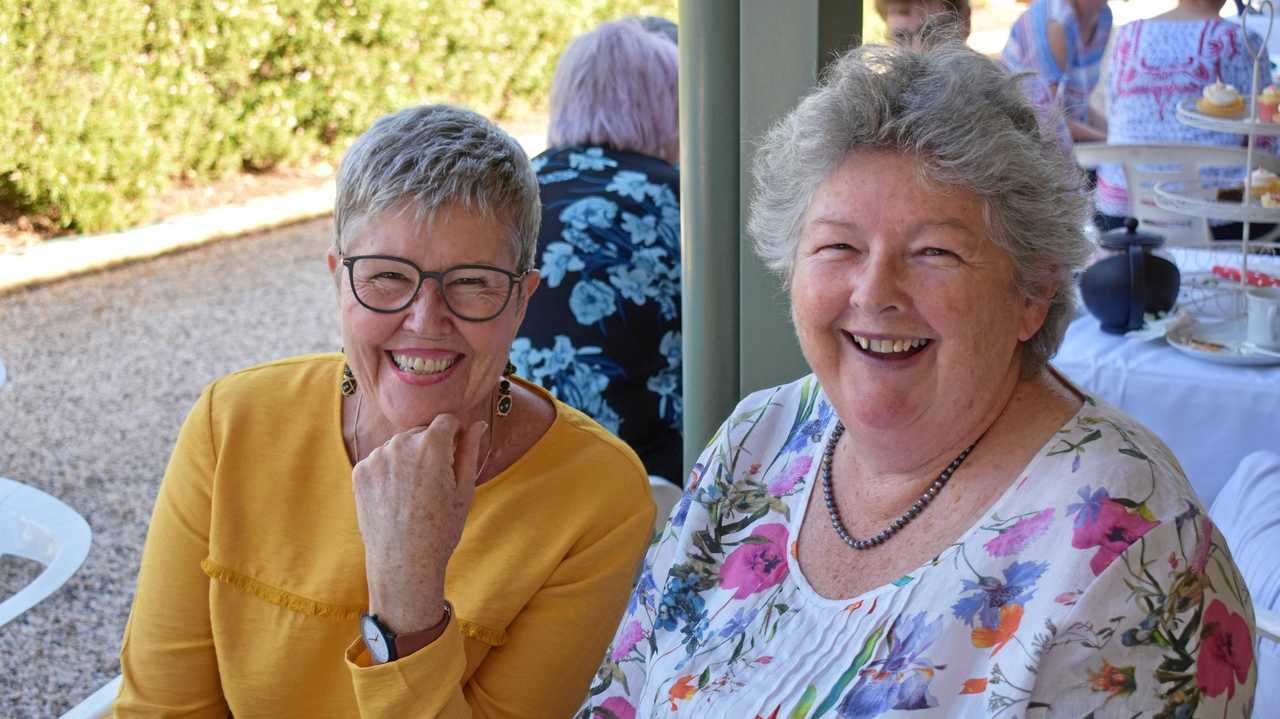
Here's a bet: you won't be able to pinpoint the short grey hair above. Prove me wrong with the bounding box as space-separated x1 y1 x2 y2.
334 104 541 272
749 43 1092 373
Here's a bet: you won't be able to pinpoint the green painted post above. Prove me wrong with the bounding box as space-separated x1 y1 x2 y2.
679 0 742 477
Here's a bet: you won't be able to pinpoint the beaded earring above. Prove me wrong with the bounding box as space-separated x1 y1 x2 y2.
496 361 516 416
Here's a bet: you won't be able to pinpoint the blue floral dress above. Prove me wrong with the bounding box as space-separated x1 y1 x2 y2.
578 376 1257 718
513 146 682 483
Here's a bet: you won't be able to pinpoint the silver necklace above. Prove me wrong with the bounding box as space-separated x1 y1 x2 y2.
821 421 980 550
350 389 499 478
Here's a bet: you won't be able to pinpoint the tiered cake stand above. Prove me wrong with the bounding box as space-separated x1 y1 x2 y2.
1152 0 1280 364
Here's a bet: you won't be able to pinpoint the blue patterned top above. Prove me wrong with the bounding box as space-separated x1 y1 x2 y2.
513 146 683 483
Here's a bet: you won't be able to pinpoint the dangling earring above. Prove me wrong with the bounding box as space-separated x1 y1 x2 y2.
341 364 357 397
496 361 515 416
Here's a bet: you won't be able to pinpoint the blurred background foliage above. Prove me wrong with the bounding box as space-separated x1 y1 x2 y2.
0 0 674 234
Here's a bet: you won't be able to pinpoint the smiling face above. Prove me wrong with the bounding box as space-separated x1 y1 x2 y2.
790 150 1048 438
329 202 539 432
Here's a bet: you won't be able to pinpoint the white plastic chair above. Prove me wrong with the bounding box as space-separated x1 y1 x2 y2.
0 477 92 627
648 475 683 533
60 675 121 719
1074 142 1280 246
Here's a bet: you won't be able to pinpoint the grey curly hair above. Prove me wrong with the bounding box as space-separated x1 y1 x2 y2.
334 104 541 272
748 42 1092 373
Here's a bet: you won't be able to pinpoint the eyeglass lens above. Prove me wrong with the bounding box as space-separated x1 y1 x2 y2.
348 257 514 319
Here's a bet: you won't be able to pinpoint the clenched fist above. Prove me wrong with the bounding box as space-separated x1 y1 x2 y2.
352 413 487 634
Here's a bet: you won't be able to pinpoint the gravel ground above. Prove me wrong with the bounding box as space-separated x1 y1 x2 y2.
0 218 339 717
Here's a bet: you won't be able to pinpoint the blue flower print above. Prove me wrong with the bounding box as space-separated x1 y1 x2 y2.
655 572 707 634
559 196 618 230
628 569 658 615
620 211 659 246
541 242 585 288
951 560 1048 629
718 607 760 639
1067 485 1109 528
607 263 653 305
508 337 537 380
537 169 579 185
529 155 548 173
560 226 602 254
782 401 834 454
659 330 681 366
568 147 618 171
837 613 945 718
569 279 618 325
658 203 680 248
606 170 651 202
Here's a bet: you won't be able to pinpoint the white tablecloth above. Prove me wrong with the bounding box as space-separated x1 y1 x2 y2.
1053 314 1280 506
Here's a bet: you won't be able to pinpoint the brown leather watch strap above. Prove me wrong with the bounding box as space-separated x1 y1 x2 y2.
392 600 453 660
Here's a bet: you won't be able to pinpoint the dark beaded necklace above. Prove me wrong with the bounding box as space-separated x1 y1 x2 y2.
821 421 981 550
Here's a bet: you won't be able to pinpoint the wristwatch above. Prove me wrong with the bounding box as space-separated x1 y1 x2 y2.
360 601 452 664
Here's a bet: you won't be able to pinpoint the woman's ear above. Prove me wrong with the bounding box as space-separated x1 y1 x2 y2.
1019 282 1055 343
326 248 341 285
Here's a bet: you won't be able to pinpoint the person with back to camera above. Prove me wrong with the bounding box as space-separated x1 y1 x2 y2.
577 42 1257 718
510 18 684 486
874 0 1072 150
114 104 655 717
1096 0 1274 240
1003 0 1112 142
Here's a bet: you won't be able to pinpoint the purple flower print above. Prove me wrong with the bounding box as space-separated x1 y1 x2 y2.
983 508 1054 557
951 560 1048 629
781 401 833 453
768 455 812 496
611 620 646 662
719 523 790 599
718 606 761 638
836 612 945 718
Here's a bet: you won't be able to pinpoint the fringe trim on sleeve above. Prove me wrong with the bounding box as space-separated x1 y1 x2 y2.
201 557 509 645
201 558 362 621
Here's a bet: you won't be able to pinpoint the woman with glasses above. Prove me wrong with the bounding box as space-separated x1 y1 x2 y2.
115 105 656 717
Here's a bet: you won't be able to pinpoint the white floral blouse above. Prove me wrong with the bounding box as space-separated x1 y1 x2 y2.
578 375 1257 718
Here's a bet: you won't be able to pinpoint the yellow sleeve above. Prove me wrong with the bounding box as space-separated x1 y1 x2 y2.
346 494 655 717
114 387 229 717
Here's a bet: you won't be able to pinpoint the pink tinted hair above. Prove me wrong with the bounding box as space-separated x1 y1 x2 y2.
547 18 679 164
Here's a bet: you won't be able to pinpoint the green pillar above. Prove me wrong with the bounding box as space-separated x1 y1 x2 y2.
679 0 741 475
680 1 861 478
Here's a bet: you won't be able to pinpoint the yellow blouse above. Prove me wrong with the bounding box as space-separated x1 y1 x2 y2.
115 354 655 717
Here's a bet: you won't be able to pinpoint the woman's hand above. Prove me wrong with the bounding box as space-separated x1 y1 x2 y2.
352 414 487 634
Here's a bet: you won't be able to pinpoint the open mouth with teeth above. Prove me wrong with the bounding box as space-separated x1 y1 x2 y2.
389 351 459 376
846 332 931 359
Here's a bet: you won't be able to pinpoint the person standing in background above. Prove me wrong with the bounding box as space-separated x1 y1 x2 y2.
512 18 684 485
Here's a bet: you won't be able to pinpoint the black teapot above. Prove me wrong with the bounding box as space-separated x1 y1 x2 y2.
1079 218 1181 334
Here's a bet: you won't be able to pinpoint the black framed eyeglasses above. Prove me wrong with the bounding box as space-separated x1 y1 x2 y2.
340 254 528 322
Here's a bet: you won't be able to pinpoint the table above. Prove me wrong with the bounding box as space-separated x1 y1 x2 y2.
1053 314 1280 506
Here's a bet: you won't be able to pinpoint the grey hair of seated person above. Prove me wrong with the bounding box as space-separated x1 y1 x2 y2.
748 42 1091 374
637 15 678 44
333 104 541 272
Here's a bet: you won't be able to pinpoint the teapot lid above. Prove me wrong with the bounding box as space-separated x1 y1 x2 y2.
1099 217 1165 250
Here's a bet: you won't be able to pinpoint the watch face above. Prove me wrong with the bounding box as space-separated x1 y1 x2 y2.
360 614 392 664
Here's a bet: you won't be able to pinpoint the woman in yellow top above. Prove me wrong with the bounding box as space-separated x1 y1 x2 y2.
114 104 656 717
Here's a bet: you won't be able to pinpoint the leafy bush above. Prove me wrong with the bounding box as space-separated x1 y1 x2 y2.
0 0 675 233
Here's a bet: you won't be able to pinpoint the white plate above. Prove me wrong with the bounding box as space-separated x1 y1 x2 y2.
1166 318 1280 365
1176 98 1280 135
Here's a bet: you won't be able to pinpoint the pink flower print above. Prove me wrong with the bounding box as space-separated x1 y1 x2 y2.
600 696 637 719
1190 516 1215 575
1069 490 1158 575
610 620 645 662
984 508 1054 557
1196 599 1254 700
768 455 812 496
720 523 790 599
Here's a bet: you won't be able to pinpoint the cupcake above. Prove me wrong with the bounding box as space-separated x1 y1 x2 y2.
1250 167 1280 197
1197 81 1245 118
1259 85 1280 122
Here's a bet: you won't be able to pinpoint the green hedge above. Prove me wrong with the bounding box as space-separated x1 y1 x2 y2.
0 0 675 233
